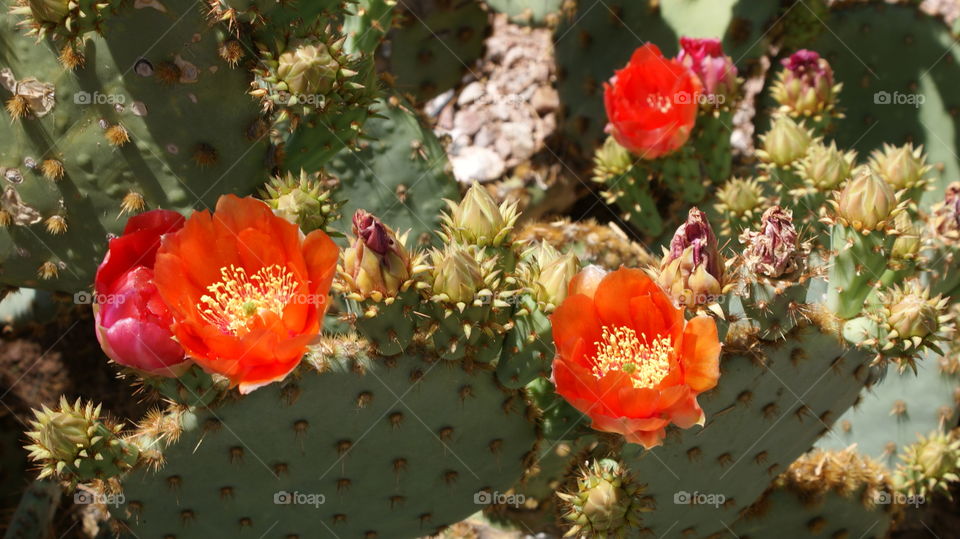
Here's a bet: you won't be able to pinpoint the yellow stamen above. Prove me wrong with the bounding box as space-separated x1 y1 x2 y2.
592 326 673 389
646 93 673 114
199 264 298 336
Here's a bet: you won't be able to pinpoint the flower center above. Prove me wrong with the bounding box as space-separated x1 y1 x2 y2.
646 93 673 114
591 326 673 389
199 264 299 336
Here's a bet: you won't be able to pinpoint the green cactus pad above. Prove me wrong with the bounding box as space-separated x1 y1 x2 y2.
110 338 540 538
288 96 459 240
380 0 490 101
818 349 960 465
481 0 569 26
617 317 874 537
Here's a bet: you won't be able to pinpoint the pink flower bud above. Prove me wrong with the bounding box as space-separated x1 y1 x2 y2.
93 209 188 377
677 37 738 104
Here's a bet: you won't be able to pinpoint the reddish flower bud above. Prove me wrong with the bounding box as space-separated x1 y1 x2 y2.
603 44 702 159
771 49 838 116
658 208 724 306
94 210 188 377
676 37 738 105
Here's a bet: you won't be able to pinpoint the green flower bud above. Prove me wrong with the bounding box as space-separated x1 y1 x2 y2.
277 42 338 96
593 136 634 183
429 243 486 304
27 0 70 23
890 212 920 262
35 401 92 462
834 167 899 232
558 460 646 538
797 141 856 191
441 183 519 247
260 169 342 233
342 210 413 299
894 429 960 499
525 242 580 308
882 281 941 340
716 177 764 217
869 143 930 191
759 115 814 167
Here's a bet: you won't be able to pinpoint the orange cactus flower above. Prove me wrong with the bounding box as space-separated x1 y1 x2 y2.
550 267 721 448
154 195 338 394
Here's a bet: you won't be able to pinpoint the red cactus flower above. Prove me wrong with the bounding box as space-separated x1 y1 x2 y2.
603 43 702 159
94 210 188 376
551 267 721 448
153 195 338 394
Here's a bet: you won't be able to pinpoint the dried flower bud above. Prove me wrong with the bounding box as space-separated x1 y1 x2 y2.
930 182 960 244
740 206 802 279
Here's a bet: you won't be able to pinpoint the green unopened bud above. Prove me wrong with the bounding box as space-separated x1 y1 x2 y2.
869 143 929 191
593 136 634 182
277 42 339 96
834 167 899 232
442 183 519 247
716 177 764 218
27 0 70 23
894 429 960 498
429 243 487 304
342 210 412 299
890 212 920 262
758 115 814 167
559 459 646 538
526 242 580 308
260 169 342 233
658 207 724 307
797 141 855 191
881 281 942 340
34 401 92 462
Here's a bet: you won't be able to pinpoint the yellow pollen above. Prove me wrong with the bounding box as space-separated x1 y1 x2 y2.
646 93 673 114
591 326 674 389
199 264 299 336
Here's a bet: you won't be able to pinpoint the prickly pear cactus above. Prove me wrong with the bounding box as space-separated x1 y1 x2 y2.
111 339 540 538
0 0 379 292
